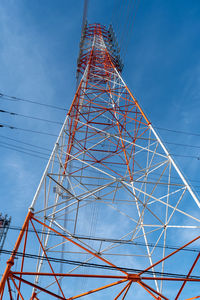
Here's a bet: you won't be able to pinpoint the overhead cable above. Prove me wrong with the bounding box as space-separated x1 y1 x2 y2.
1 92 200 139
0 108 63 125
0 134 51 151
5 225 200 254
0 92 67 111
155 126 200 138
0 144 49 161
0 122 57 136
1 248 199 279
1 124 200 161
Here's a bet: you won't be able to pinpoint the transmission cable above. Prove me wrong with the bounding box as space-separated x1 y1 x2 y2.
0 122 57 136
1 123 200 154
0 108 63 125
155 126 200 138
1 248 200 280
0 134 51 151
4 225 200 254
0 144 49 161
1 124 200 160
1 122 200 157
120 0 137 50
1 92 200 140
2 134 200 191
2 123 200 151
124 0 141 53
120 0 141 60
0 92 67 111
110 0 126 37
0 140 51 156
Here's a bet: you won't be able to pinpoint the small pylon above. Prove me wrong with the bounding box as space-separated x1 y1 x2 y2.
0 214 11 255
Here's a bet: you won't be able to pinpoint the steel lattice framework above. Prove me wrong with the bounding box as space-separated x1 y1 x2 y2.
1 23 200 300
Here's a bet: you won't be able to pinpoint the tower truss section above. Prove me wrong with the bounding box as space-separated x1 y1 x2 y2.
1 23 200 300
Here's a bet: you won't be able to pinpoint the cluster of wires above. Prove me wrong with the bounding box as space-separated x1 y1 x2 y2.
2 225 200 254
0 248 199 280
110 0 141 61
1 91 200 189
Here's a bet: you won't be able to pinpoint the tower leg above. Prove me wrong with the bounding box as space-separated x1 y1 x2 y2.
0 210 33 296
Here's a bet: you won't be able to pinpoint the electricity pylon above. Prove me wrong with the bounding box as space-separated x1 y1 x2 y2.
1 23 200 300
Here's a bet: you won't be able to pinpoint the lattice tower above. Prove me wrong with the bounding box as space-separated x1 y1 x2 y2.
1 23 200 300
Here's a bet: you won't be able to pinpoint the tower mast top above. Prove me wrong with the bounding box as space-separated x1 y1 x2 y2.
76 23 124 82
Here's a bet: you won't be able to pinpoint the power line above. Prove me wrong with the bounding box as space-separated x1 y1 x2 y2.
173 153 200 160
0 134 51 151
120 0 141 60
0 248 199 279
2 133 200 189
0 144 49 161
119 0 134 45
1 121 200 154
120 0 138 50
5 225 200 254
1 92 200 140
1 123 200 160
1 124 200 191
124 0 141 51
0 122 57 137
2 138 200 190
111 0 126 36
164 140 200 150
0 109 63 125
2 120 200 151
0 92 67 111
156 126 200 138
0 141 50 156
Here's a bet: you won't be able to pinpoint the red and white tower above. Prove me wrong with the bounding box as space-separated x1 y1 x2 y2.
0 23 200 300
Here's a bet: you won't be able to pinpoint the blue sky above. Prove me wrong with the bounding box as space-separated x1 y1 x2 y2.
1 0 200 298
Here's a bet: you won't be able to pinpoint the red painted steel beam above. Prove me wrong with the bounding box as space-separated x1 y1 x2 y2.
32 216 129 275
175 252 200 299
139 235 200 276
12 275 65 300
0 210 33 295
